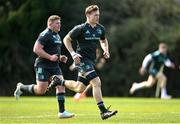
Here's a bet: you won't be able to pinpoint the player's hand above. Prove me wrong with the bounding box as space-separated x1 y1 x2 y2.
139 67 146 76
49 54 59 62
60 55 68 63
103 51 110 59
72 53 82 64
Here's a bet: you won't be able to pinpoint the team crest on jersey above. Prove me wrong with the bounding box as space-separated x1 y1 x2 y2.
97 29 102 35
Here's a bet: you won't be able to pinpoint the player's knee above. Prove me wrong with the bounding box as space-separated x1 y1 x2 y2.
91 77 101 87
77 87 85 93
56 85 65 92
145 82 154 87
35 85 47 95
76 82 86 93
36 89 46 95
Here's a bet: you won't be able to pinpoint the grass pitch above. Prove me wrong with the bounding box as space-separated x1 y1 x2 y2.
0 97 180 124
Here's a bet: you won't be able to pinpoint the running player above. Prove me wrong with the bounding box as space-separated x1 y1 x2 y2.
72 49 106 101
14 15 74 118
129 43 175 99
49 5 118 120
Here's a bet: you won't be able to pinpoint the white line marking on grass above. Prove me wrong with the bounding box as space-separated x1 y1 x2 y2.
0 115 56 119
2 112 179 119
1 114 99 119
121 112 180 115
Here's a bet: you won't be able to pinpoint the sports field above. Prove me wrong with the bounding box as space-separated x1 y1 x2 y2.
0 97 180 124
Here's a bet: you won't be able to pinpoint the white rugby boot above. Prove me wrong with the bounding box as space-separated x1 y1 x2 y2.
14 82 23 100
58 111 75 118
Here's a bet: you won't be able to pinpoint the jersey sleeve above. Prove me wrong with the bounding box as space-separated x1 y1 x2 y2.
100 26 106 40
36 33 49 46
68 25 82 41
142 54 153 68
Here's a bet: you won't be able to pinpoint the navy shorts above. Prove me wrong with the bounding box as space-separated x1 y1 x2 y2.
35 66 62 81
76 58 99 85
76 58 95 74
149 68 158 77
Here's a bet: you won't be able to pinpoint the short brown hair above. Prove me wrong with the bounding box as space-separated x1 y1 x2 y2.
85 5 99 15
47 15 61 25
159 43 167 49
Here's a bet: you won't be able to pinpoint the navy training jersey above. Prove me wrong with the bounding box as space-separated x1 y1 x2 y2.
68 23 106 62
34 28 62 68
149 51 169 71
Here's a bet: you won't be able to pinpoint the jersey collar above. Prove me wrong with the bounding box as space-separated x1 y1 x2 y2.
47 28 58 35
85 22 98 29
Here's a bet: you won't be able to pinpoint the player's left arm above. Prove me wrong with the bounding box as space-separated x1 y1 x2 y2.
100 38 110 59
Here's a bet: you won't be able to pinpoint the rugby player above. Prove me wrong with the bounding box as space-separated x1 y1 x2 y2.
49 5 118 120
14 15 74 118
130 43 175 99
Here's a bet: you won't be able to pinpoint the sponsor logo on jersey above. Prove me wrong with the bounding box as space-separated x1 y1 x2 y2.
85 37 100 40
53 35 62 44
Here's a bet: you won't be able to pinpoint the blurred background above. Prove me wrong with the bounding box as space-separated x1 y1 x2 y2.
0 0 180 97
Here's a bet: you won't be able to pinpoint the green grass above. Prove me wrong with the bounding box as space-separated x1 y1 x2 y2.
0 97 180 124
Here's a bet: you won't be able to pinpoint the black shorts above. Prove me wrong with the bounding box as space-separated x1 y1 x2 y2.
34 66 62 81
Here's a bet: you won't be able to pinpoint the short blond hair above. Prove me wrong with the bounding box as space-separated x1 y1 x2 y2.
47 15 61 26
85 5 99 15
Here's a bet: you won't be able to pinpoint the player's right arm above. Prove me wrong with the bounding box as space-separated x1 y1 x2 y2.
140 54 152 75
63 25 82 64
33 42 57 61
33 33 58 62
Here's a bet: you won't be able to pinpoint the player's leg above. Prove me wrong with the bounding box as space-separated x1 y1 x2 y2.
130 75 156 94
55 75 74 118
48 74 87 93
49 75 89 102
86 70 117 120
14 67 49 99
74 84 92 101
156 72 171 99
64 80 86 93
50 66 74 118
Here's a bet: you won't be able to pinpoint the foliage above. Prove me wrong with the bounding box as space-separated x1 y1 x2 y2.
0 0 180 96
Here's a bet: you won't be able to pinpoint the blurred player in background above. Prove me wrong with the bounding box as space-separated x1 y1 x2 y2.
14 15 74 118
49 5 117 120
130 43 175 99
